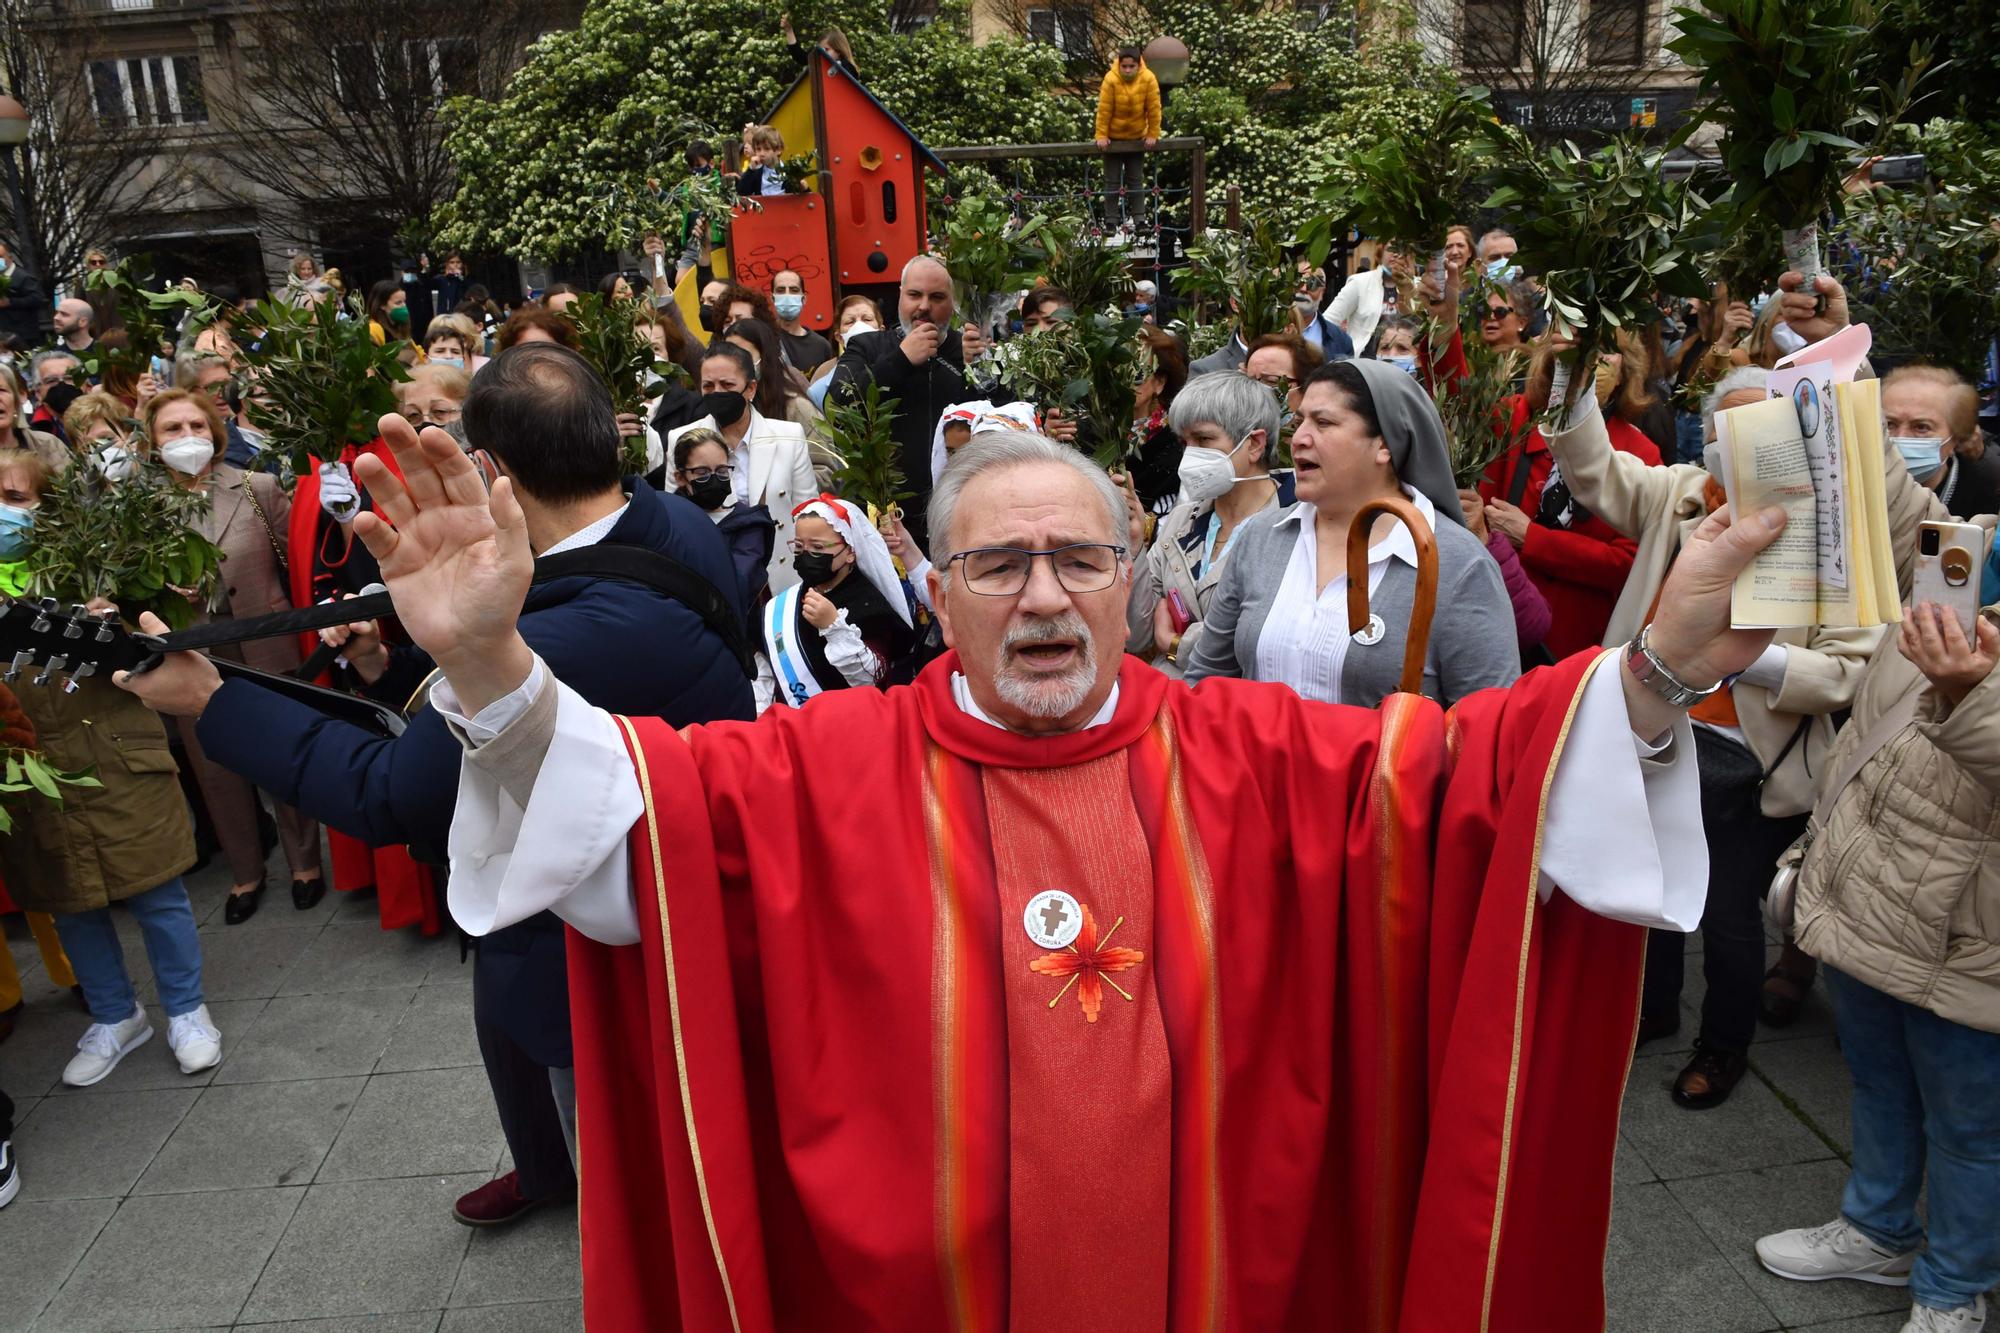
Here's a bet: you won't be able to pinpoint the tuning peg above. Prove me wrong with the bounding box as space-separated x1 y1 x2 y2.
64 659 96 692
32 653 68 687
93 611 118 643
29 599 56 633
3 649 34 683
62 604 88 638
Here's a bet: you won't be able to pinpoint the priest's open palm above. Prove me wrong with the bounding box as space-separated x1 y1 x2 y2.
351 414 532 689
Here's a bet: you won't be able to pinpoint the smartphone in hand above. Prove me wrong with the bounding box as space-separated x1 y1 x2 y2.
1914 520 1987 640
1165 589 1193 634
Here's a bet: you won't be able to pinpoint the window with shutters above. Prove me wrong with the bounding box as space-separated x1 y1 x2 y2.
86 54 208 128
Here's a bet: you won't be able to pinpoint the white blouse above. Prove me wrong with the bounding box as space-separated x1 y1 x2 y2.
1253 486 1434 706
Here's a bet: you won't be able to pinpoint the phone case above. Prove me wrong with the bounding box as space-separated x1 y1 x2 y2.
1165 589 1193 634
1913 520 1987 639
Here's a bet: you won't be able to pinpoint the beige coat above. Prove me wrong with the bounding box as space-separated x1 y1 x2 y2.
1790 450 2000 1032
201 464 305 676
1544 397 1881 816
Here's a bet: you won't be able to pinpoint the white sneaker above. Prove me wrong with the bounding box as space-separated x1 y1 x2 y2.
0 1138 18 1208
1902 1295 1987 1332
1757 1217 1915 1286
62 1006 153 1087
167 1004 222 1074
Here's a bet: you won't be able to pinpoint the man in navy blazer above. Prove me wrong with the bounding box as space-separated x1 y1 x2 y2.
122 344 754 1228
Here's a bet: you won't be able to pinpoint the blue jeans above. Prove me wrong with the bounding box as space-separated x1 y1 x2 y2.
1828 967 2000 1312
1675 408 1706 465
49 878 205 1023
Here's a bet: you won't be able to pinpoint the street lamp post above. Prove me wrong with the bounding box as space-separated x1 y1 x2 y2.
1142 36 1190 90
0 94 42 288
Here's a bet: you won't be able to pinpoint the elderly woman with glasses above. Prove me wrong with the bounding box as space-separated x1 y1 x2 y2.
756 496 916 712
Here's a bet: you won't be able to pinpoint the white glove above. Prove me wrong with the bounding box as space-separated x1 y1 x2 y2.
317 460 360 521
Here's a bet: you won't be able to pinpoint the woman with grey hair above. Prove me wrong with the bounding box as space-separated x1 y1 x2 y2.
1127 371 1291 677
1536 340 1882 1109
1184 358 1518 709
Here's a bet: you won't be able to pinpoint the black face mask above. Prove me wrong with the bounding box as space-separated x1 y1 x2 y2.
697 304 720 333
686 474 732 510
700 390 748 427
792 551 837 586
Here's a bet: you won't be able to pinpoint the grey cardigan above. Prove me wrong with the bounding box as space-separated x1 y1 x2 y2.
1182 502 1521 710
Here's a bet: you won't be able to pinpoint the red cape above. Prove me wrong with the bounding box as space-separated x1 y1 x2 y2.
568 651 1642 1331
288 440 439 935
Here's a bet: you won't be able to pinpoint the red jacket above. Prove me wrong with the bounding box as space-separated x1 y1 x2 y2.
1479 400 1659 658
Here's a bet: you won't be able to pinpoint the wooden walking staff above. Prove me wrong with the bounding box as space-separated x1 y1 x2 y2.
1346 494 1439 697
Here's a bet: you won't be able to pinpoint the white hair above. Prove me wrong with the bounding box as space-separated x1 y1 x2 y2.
1703 365 1769 435
925 430 1128 568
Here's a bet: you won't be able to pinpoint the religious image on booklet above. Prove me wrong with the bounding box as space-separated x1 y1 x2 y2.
1711 341 1899 630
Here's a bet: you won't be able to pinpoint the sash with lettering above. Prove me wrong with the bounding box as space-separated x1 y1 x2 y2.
566 649 1644 1331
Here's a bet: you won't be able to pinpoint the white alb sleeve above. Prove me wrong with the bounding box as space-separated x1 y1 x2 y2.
436 667 644 945
1537 654 1707 931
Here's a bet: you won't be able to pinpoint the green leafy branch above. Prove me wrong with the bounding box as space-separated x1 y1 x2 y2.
240 294 410 475
0 750 102 837
1178 211 1297 341
20 459 224 631
939 195 1052 333
567 293 673 474
1301 85 1495 264
1481 131 1708 421
1667 0 1876 268
78 258 220 385
825 379 908 516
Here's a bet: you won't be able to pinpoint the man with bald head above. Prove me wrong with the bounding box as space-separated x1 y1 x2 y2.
52 298 94 356
828 254 988 548
343 404 1791 1330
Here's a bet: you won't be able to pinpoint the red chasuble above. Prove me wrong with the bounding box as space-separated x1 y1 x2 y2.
288 440 440 936
566 649 1645 1332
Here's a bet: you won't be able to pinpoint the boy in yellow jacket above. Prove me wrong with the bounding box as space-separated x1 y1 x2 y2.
1094 47 1161 227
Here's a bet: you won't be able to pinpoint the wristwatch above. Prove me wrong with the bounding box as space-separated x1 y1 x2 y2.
1624 625 1722 710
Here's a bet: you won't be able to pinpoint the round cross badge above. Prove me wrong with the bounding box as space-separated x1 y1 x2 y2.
1353 614 1386 647
1024 890 1084 950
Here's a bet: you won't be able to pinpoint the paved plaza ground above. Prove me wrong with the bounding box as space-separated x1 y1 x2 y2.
0 846 1924 1332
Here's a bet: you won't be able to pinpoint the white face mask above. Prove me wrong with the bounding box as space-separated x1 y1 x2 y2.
96 444 137 482
1771 322 1809 356
160 437 216 476
843 320 879 341
1177 434 1252 505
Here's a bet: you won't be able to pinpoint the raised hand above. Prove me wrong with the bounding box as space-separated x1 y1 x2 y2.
1629 503 1787 738
351 413 534 715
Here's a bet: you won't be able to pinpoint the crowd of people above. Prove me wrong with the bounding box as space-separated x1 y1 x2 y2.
0 119 1997 1330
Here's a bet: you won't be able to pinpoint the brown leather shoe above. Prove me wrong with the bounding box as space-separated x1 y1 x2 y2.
453 1170 567 1227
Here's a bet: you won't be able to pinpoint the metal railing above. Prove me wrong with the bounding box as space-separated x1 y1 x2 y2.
929 136 1207 290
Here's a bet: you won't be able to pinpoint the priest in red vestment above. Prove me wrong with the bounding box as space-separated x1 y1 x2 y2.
347 405 1789 1333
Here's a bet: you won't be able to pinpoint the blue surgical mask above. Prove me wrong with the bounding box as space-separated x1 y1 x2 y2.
1130 302 1152 316
431 354 463 368
1486 259 1518 281
0 503 34 559
1891 435 1946 479
1382 353 1420 376
773 294 805 320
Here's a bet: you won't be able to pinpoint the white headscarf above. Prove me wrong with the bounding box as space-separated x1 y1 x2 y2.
929 399 1043 483
791 495 913 627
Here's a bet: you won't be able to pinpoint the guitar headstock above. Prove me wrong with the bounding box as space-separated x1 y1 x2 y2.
0 598 154 692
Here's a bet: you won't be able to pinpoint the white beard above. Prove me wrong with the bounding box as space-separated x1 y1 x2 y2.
991 613 1099 719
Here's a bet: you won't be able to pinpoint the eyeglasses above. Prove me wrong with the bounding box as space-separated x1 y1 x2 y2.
683 464 733 481
86 257 109 269
790 540 847 556
948 544 1126 597
1484 306 1515 320
1299 275 1327 291
400 404 461 425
